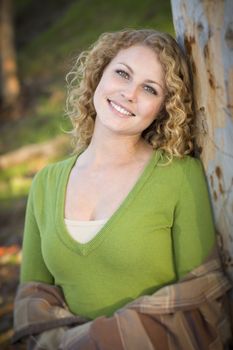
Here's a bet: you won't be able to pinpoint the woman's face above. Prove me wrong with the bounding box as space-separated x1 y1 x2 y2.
93 44 166 138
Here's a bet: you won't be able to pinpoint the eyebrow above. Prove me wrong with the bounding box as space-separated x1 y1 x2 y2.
118 62 164 90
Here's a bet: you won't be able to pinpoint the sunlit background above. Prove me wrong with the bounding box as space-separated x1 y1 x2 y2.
0 0 173 348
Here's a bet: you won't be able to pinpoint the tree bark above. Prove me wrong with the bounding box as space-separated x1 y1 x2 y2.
170 0 233 281
0 0 20 119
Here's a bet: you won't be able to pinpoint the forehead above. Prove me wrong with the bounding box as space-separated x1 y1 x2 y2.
109 45 164 78
112 44 157 60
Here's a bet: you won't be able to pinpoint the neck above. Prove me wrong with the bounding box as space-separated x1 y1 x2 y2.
79 123 153 167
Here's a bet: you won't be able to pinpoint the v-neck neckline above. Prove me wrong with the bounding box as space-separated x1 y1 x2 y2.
56 149 162 256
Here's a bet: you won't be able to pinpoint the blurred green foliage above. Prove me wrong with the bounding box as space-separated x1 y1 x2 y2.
18 0 174 79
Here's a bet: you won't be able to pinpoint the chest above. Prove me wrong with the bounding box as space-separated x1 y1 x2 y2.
64 163 146 220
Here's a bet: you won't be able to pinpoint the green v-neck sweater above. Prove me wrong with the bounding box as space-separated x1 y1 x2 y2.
20 150 216 319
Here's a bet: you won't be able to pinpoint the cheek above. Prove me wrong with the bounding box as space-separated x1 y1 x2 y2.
143 101 162 119
153 97 165 114
93 86 99 106
94 80 108 104
93 82 103 108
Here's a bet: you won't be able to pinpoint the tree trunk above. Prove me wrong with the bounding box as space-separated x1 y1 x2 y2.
170 0 233 282
0 0 20 119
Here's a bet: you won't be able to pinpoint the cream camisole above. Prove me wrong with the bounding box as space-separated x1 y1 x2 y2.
64 218 109 244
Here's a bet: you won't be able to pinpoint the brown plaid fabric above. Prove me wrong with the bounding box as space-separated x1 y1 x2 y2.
13 248 233 350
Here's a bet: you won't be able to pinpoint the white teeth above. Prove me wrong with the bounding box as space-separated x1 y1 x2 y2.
109 100 134 116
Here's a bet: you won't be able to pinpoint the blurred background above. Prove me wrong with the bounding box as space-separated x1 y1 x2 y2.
0 0 174 348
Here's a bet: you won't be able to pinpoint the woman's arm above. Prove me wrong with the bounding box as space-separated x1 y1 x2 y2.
20 171 54 283
171 156 216 279
13 170 64 348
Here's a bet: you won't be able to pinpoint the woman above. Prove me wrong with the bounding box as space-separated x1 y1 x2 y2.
13 29 232 349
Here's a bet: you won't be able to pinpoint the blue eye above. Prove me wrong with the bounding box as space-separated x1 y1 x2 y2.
116 69 129 79
144 85 157 95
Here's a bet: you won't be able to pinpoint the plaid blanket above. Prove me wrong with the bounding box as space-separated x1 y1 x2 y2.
13 248 233 350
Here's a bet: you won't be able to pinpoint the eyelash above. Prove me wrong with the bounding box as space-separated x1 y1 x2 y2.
115 69 157 96
143 85 157 95
116 69 129 79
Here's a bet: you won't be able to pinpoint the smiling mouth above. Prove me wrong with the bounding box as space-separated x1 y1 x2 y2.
107 99 136 117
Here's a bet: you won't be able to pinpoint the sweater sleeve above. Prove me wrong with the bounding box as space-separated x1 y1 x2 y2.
171 157 216 279
20 171 54 284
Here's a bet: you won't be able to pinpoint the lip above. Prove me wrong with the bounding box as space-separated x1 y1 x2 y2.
107 99 136 117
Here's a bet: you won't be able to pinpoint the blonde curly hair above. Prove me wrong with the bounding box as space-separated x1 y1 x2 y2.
66 29 195 161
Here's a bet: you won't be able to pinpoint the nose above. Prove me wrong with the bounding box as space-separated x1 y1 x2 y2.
120 84 137 102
